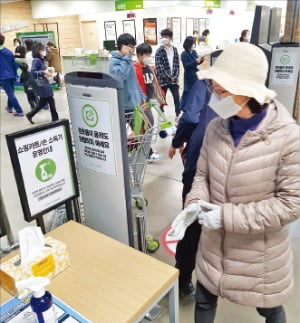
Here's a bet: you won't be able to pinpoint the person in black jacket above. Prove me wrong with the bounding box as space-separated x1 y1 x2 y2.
13 38 26 58
180 36 205 111
168 80 217 297
26 42 58 124
19 62 38 110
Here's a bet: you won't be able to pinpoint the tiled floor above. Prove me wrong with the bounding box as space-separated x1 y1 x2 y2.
1 87 299 323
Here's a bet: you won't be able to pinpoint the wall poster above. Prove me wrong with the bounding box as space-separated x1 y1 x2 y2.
143 18 157 45
199 18 207 33
186 18 194 37
104 21 117 42
171 17 181 44
122 20 136 39
157 17 167 37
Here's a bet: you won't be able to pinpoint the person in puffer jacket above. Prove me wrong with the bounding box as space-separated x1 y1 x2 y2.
174 43 300 323
26 42 59 124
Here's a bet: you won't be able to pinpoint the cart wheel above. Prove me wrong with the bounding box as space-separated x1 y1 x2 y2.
135 198 148 210
146 238 160 253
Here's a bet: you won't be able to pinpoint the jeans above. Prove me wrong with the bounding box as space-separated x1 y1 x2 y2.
161 83 180 117
27 96 58 121
1 79 23 113
195 282 286 323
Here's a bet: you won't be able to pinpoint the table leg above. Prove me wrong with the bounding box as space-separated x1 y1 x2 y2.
168 279 179 323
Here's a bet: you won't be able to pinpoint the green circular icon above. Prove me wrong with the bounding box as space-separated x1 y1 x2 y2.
82 104 98 128
35 158 56 182
280 55 290 65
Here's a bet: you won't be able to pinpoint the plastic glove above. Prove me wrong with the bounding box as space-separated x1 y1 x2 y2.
198 201 222 230
169 202 201 240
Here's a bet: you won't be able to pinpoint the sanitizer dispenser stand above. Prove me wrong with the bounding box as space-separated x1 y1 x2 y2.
65 72 133 246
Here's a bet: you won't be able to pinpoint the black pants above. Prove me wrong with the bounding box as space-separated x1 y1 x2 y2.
54 73 61 88
195 282 286 323
26 90 38 109
161 83 180 117
175 170 201 286
28 96 58 121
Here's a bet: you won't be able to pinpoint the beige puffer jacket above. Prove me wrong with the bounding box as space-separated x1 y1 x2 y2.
186 100 300 308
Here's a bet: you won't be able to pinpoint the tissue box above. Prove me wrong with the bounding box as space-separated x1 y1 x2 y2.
0 236 70 297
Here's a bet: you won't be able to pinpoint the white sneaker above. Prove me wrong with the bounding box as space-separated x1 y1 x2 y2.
147 153 163 163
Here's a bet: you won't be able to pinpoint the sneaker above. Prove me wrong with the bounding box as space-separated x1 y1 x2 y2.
13 112 24 117
5 106 13 113
43 105 49 110
147 153 163 163
179 281 195 298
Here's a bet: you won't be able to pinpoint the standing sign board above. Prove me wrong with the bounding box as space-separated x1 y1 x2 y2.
268 43 300 116
65 72 133 247
71 99 117 176
6 120 79 224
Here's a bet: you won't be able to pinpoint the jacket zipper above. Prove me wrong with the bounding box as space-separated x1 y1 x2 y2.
219 133 248 297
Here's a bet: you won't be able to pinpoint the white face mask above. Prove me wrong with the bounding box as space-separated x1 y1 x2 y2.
160 38 170 45
208 93 246 119
143 56 153 65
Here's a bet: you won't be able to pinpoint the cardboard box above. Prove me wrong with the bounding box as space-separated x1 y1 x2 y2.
0 236 70 298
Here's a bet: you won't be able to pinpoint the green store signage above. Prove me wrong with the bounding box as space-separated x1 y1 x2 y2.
35 158 56 182
82 104 99 128
204 0 221 8
115 0 144 11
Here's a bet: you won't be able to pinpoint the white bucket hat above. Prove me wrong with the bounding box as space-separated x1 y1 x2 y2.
198 43 276 104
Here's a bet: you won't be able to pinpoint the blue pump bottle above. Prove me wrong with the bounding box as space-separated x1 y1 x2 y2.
16 277 58 323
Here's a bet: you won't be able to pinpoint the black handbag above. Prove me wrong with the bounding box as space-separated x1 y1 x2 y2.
35 76 49 88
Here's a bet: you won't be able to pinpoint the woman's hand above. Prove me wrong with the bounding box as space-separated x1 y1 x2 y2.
44 70 52 77
168 145 176 159
196 57 205 64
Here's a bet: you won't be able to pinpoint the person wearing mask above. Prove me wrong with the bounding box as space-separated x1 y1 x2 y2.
46 41 62 89
192 30 200 46
168 80 217 297
0 33 24 116
239 29 251 42
24 39 34 70
155 28 180 120
109 33 145 113
199 29 210 46
13 38 25 58
26 42 59 124
180 36 205 111
172 42 300 323
134 42 163 162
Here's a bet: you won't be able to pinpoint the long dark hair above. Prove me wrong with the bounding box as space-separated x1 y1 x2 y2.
248 98 264 113
183 36 194 51
32 42 44 58
239 29 250 42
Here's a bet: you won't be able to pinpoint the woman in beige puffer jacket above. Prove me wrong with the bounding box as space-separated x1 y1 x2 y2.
184 43 300 323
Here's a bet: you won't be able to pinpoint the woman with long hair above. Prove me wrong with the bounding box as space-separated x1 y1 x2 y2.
26 42 59 124
180 36 204 111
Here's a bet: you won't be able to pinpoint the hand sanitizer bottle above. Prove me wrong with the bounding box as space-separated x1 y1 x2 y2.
159 126 177 139
16 277 58 323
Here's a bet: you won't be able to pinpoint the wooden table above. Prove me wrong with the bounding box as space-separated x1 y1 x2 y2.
0 221 179 323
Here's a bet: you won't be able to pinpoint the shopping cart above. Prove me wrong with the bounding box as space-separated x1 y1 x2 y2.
125 105 161 253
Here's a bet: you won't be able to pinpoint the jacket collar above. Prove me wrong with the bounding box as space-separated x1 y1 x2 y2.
217 100 296 147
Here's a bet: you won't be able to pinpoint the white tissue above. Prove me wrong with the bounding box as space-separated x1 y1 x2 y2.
18 227 45 265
